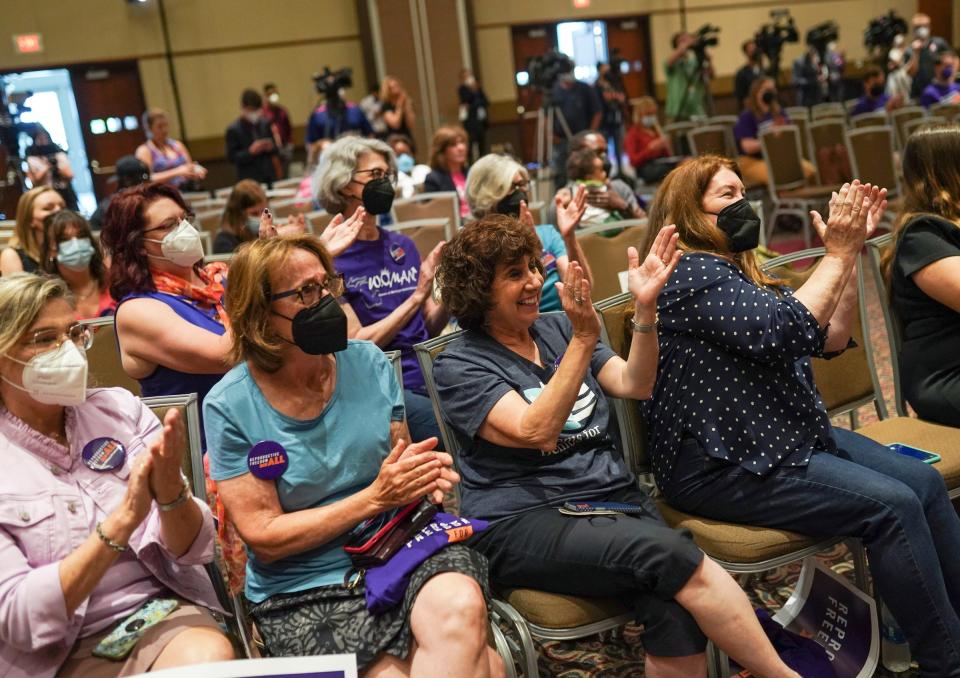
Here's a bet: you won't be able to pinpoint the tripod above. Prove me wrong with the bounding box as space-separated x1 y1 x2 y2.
533 95 573 193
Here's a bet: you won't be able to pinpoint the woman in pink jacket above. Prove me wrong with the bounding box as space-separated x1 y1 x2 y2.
0 273 234 677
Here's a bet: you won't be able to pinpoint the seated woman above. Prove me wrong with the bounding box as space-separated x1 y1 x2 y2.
644 155 960 674
315 136 446 445
433 215 800 678
214 179 268 254
0 186 65 276
387 134 430 198
0 273 233 676
135 108 207 188
423 125 471 221
886 126 960 426
466 153 591 313
204 235 501 677
41 210 116 318
734 77 814 189
624 96 679 185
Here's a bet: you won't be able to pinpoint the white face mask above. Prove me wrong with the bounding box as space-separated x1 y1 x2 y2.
915 26 930 40
641 115 658 127
3 340 88 406
244 110 261 124
268 92 280 105
145 219 205 267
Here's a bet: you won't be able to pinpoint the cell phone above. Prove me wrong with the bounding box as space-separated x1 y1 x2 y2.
92 598 180 661
559 501 646 516
888 443 941 464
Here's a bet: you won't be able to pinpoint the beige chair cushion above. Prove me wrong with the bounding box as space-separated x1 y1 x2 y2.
656 501 826 564
779 185 837 200
502 588 629 629
856 417 960 490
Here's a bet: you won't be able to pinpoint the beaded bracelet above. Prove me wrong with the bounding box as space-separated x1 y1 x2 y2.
96 521 128 552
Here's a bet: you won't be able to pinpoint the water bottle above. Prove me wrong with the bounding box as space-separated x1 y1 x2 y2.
880 600 911 672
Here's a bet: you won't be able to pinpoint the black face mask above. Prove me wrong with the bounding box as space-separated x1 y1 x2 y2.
869 84 884 98
275 295 348 355
761 90 777 105
496 189 527 218
360 177 395 215
710 199 762 253
600 153 613 177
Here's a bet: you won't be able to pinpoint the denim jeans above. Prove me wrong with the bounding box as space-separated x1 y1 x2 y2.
403 389 444 451
661 428 960 677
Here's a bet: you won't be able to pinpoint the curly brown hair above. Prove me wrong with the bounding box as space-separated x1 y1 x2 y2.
438 214 544 331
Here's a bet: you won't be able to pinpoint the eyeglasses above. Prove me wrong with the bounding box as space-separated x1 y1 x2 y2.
511 179 530 192
270 274 345 306
352 167 397 186
144 212 196 234
24 323 93 351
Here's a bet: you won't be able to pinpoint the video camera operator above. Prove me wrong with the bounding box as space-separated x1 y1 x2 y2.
734 39 764 109
753 10 799 84
664 28 716 122
25 125 79 211
305 67 373 158
543 52 602 187
595 60 626 176
792 44 827 107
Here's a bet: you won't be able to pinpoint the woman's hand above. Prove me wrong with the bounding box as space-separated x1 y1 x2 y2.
864 185 888 239
319 207 365 257
555 185 587 238
810 181 875 259
556 260 600 339
399 440 459 505
518 200 536 230
258 208 278 238
627 225 681 309
368 438 443 511
277 212 307 237
148 409 188 505
110 452 155 538
414 241 444 303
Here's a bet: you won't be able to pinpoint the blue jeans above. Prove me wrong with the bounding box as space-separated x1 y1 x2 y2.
662 428 960 677
404 389 444 451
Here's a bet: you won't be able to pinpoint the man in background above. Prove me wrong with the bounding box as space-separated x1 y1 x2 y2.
664 32 711 122
905 13 952 100
458 68 489 162
225 89 277 185
89 155 150 231
549 62 602 187
734 39 763 109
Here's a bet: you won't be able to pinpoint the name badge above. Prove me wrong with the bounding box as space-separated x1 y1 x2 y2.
247 441 288 480
82 437 127 472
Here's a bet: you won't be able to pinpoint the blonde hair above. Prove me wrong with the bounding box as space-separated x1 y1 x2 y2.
225 235 335 373
466 154 529 218
12 186 59 263
0 273 71 357
632 96 661 132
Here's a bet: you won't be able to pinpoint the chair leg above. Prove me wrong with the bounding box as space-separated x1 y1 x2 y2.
848 539 871 595
490 622 518 678
706 640 731 678
491 599 539 678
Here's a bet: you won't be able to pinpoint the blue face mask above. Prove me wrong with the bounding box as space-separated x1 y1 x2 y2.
396 153 415 174
246 216 261 234
57 237 95 270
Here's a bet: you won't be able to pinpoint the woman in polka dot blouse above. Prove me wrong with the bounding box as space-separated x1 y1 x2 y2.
644 155 960 674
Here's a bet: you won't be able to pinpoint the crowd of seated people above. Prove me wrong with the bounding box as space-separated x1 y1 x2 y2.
5 28 960 677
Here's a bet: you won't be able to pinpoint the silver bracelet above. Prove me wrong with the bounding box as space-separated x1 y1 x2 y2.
96 521 128 552
630 313 659 333
156 474 192 512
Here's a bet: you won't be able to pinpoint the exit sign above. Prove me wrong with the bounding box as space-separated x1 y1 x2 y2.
13 33 43 54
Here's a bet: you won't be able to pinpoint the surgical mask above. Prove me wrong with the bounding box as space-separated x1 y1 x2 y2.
709 199 762 252
396 153 415 174
496 189 527 218
869 84 885 98
761 90 777 105
57 237 95 270
942 66 955 81
145 219 205 266
246 216 261 235
244 111 261 124
268 92 280 105
360 177 395 215
642 115 658 127
2 340 88 406
276 295 348 355
915 26 930 40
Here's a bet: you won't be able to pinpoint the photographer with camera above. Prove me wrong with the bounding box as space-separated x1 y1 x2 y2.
734 40 764 109
664 30 714 122
905 13 952 101
547 55 602 188
792 45 827 107
306 67 374 152
595 60 626 175
225 89 278 185
25 126 79 211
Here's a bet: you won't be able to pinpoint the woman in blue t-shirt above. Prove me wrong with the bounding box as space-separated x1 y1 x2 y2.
465 154 593 315
204 234 499 676
434 214 800 678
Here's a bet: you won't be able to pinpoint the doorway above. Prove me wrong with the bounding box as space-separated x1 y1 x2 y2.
1 69 96 213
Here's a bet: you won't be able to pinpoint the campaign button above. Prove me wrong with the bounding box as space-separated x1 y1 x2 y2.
81 437 126 472
247 441 288 480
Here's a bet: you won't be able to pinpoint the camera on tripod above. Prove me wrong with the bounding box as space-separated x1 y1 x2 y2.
806 21 839 58
754 9 799 75
312 66 353 107
692 24 720 56
525 50 575 93
864 11 908 59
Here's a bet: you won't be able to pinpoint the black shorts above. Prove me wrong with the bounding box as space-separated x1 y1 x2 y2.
471 485 707 657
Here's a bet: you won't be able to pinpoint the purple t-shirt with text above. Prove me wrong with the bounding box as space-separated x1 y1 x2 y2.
335 228 428 391
734 110 790 157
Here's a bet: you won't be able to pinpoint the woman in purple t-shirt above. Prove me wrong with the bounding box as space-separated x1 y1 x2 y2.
315 137 448 447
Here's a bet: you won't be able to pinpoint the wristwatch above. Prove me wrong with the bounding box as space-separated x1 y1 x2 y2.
630 313 659 333
156 473 192 512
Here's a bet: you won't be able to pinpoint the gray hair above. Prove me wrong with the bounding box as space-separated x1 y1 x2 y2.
466 154 529 218
313 136 396 214
0 274 70 357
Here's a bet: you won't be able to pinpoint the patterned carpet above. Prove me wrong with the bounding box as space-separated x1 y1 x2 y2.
528 236 917 677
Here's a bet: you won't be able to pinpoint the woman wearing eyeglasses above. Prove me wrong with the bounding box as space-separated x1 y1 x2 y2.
315 136 447 447
0 273 233 677
99 183 364 440
203 235 500 676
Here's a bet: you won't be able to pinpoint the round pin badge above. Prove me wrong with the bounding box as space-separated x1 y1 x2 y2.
81 437 127 472
247 441 288 480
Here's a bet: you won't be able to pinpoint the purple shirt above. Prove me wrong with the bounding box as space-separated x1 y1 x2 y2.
0 388 220 678
335 228 429 391
850 94 889 117
919 82 960 108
